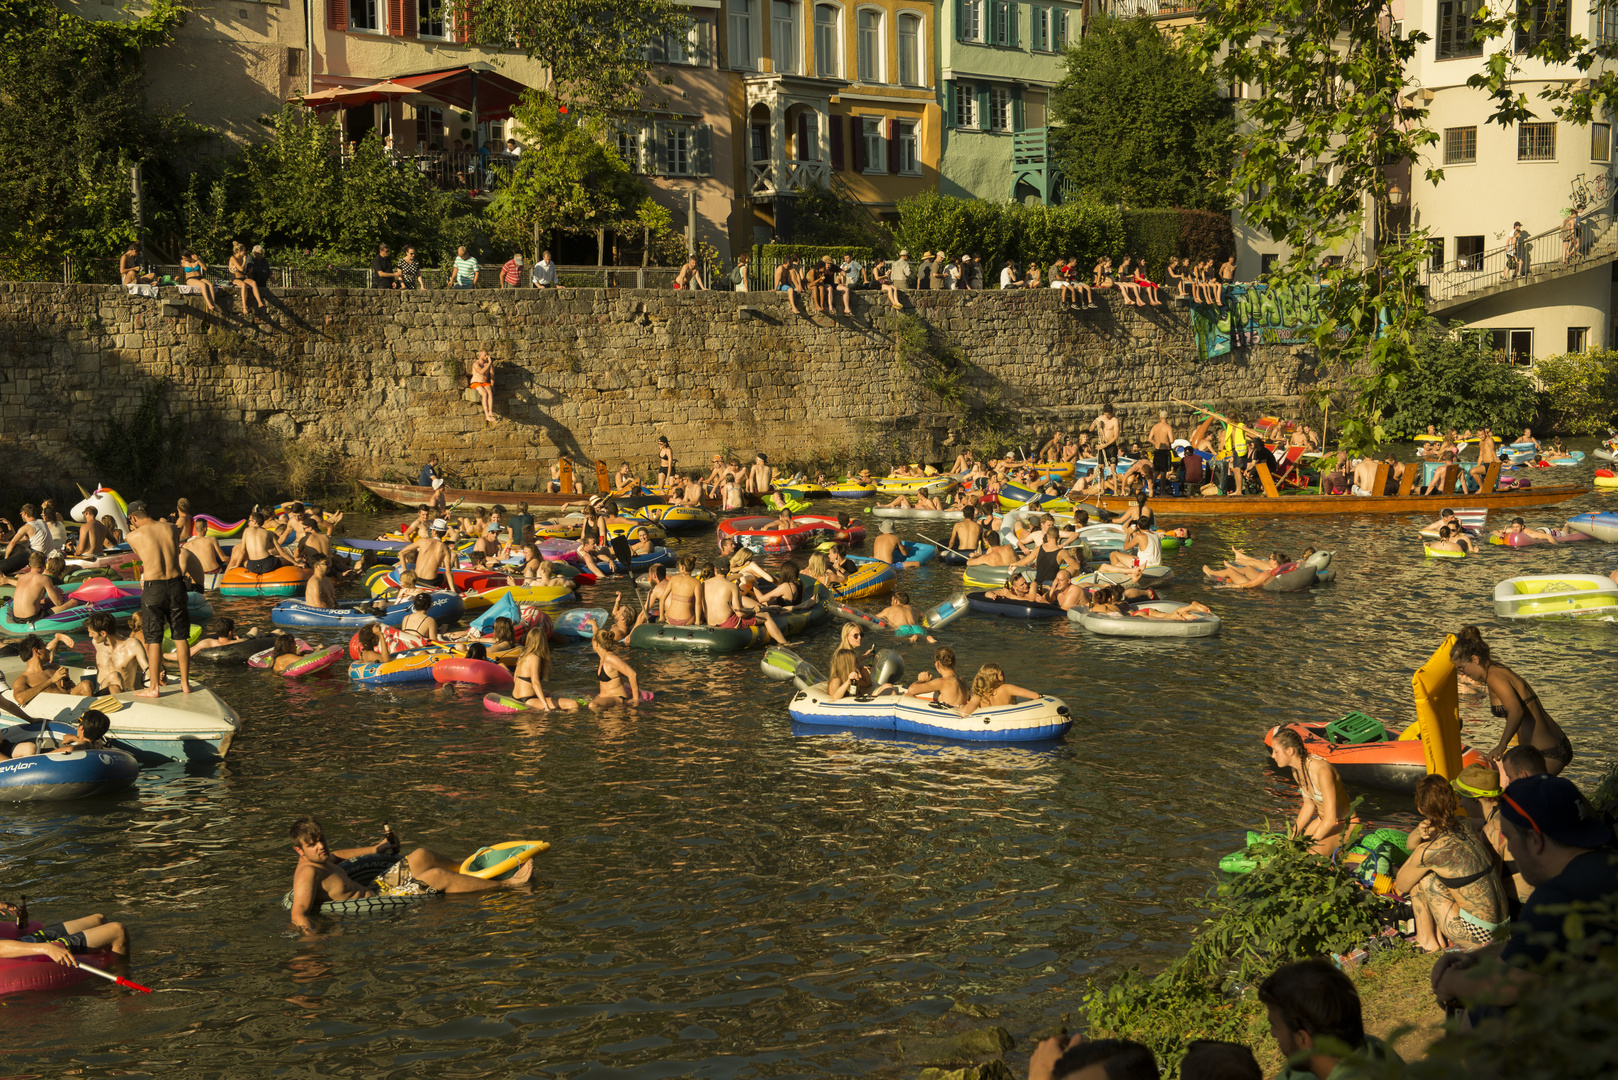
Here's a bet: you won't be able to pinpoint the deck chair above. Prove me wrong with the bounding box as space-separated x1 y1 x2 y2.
1396 462 1417 497
1273 446 1309 489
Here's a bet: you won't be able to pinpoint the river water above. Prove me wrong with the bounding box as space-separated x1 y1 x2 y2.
4 444 1616 1075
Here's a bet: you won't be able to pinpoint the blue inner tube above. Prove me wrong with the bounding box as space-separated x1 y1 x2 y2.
271 592 465 629
0 732 140 802
965 590 1066 619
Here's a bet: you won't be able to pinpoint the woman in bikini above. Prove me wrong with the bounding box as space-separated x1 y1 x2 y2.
469 350 497 423
656 436 674 486
269 634 305 674
179 248 218 312
354 624 392 663
1129 254 1163 306
120 244 155 287
958 663 1040 718
229 241 263 319
399 592 441 643
1269 726 1350 856
590 627 642 707
1395 775 1507 951
1451 624 1573 774
513 630 579 711
1093 258 1117 305
754 559 805 608
827 623 892 701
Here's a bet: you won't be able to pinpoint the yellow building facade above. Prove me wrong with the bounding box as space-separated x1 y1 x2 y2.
716 0 941 243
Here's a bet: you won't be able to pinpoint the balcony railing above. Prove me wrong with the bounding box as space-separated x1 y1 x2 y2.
1105 0 1205 17
1420 209 1614 305
381 149 517 199
749 157 831 198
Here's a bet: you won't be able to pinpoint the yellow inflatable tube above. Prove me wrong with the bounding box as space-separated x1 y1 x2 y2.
1408 634 1465 780
460 840 551 880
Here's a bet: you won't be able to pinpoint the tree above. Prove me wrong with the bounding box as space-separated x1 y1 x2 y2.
1049 17 1235 212
443 0 689 111
0 0 194 278
1533 350 1618 434
485 96 646 259
1188 0 1436 453
1386 321 1539 437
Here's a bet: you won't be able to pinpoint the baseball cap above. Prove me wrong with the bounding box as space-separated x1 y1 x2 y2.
1499 774 1614 848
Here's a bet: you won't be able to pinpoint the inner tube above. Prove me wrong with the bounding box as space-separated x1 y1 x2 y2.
0 746 140 801
0 921 119 993
432 657 513 686
551 608 607 639
966 591 1066 618
759 647 827 691
923 591 969 630
1488 529 1593 547
827 598 893 630
192 637 271 663
1262 562 1321 592
1070 600 1222 638
280 852 427 915
280 644 345 677
1423 545 1468 559
459 840 550 880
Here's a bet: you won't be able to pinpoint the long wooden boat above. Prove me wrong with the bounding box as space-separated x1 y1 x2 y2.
362 479 582 511
1091 484 1588 517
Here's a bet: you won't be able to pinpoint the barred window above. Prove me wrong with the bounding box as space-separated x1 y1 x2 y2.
1444 126 1477 164
1518 121 1556 161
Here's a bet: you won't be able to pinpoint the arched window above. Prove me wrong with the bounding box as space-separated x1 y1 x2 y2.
897 12 922 85
856 8 883 82
814 4 841 77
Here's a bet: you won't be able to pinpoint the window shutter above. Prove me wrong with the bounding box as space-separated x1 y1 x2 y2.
651 120 668 175
830 114 845 169
797 113 809 159
386 0 401 34
955 0 965 40
977 85 989 130
1011 83 1024 131
695 123 713 175
1009 0 1019 45
456 0 477 42
402 0 417 37
945 80 956 128
328 0 347 31
648 33 667 62
887 118 900 173
695 18 713 66
852 116 866 171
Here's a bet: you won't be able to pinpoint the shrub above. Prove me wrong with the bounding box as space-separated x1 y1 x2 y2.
1386 320 1539 438
895 192 1124 274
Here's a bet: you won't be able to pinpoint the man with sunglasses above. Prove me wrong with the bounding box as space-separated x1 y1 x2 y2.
1432 774 1618 1014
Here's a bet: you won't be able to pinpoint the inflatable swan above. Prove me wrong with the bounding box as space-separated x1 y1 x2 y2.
70 484 129 535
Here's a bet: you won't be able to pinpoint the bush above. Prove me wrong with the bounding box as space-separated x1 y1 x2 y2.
895 192 1124 274
1386 320 1539 438
757 243 875 265
1532 349 1618 434
1084 830 1391 1068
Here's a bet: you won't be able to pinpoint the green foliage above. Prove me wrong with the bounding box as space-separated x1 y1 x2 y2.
0 0 196 278
1386 320 1539 437
487 95 645 257
84 378 191 493
1050 16 1235 212
758 243 875 265
1121 209 1235 283
895 192 1125 273
447 0 688 111
1190 0 1436 454
1085 830 1390 1067
783 184 891 249
1532 350 1618 435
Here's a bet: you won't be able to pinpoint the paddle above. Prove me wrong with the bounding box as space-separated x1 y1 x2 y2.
76 961 152 993
921 534 973 561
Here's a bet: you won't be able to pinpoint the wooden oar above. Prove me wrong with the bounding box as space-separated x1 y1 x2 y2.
921 534 973 560
1171 398 1271 443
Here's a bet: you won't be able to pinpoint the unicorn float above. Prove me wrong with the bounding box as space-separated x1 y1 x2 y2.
71 484 129 536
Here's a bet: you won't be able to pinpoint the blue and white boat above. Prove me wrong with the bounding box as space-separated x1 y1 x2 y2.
3 687 240 762
787 685 1071 742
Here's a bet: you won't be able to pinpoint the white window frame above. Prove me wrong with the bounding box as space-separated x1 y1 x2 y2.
990 86 1012 131
350 0 382 33
728 0 759 70
897 119 918 174
856 6 884 83
617 129 642 173
955 81 979 129
862 115 885 173
961 0 984 41
897 11 923 85
417 0 448 39
771 0 801 74
814 3 841 76
666 123 694 176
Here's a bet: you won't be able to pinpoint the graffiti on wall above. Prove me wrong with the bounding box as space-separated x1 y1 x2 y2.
1192 283 1330 360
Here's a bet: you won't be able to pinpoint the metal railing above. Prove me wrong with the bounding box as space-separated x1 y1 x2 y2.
1106 0 1206 18
66 260 689 291
374 148 515 198
1421 209 1615 304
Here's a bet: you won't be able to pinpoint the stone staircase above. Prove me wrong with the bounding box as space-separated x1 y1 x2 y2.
1426 212 1617 317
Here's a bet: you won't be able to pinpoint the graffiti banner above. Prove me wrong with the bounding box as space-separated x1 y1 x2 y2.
1192 283 1327 360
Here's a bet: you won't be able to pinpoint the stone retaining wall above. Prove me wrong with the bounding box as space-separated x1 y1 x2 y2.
0 282 1318 497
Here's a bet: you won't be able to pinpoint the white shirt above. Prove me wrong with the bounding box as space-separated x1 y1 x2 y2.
531 259 557 286
1000 268 1018 288
842 259 863 286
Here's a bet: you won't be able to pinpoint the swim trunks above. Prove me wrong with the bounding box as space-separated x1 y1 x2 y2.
139 575 190 645
1152 448 1172 473
245 556 280 575
1097 444 1119 468
897 624 927 637
19 923 89 952
374 857 439 898
715 613 757 629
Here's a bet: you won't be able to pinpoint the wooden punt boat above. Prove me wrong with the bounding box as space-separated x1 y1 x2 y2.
1091 485 1587 517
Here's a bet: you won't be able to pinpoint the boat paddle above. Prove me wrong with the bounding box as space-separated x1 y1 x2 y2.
75 961 153 993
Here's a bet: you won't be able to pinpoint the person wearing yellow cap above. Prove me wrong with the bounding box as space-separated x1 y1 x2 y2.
1453 764 1529 910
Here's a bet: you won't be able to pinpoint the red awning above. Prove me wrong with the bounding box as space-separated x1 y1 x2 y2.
385 65 530 122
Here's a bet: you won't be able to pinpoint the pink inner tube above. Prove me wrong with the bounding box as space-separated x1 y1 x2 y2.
248 638 315 668
1498 528 1593 547
281 644 345 677
433 657 514 685
0 921 118 996
68 577 126 604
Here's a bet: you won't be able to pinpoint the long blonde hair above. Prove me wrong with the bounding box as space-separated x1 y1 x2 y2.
518 626 552 681
805 552 830 580
838 622 863 650
970 663 1005 703
829 648 859 689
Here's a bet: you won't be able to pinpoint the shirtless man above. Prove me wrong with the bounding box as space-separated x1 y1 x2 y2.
72 506 114 558
876 592 936 643
86 611 149 693
1349 455 1381 497
1046 569 1085 610
6 633 94 704
10 553 73 622
748 453 774 496
181 522 227 591
1470 426 1499 492
1147 411 1175 497
396 506 432 542
872 521 905 565
286 816 530 934
397 522 459 595
1091 403 1122 494
702 563 788 645
228 512 295 573
126 502 190 696
295 515 334 565
966 534 1018 567
304 558 338 608
1427 523 1476 554
1492 517 1561 544
906 645 969 707
947 504 985 556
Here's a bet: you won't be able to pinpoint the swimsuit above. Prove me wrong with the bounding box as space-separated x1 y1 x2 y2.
139 575 190 644
715 613 756 629
245 556 281 575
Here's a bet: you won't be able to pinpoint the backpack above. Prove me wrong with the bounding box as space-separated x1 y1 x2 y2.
729 265 745 286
